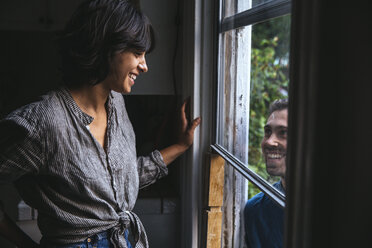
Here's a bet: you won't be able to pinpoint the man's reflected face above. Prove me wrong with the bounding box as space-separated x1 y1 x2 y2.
261 109 288 178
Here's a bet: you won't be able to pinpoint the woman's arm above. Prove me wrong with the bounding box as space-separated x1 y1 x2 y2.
159 99 201 165
0 120 43 247
0 213 39 248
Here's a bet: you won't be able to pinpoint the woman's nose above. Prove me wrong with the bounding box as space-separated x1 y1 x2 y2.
138 58 148 73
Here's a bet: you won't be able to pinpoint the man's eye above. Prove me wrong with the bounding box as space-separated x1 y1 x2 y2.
264 129 271 137
279 130 288 137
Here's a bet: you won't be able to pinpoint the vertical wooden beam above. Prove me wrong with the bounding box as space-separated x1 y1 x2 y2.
206 154 225 248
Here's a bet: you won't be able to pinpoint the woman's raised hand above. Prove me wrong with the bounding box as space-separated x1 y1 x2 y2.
176 98 201 149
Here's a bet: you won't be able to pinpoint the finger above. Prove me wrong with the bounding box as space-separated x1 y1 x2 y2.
180 101 187 120
181 98 187 114
188 117 201 132
180 99 189 128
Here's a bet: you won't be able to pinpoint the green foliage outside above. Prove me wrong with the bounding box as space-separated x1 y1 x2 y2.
248 15 290 198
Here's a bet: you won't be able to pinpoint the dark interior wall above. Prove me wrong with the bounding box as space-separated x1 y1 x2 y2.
125 95 181 198
0 31 61 118
286 1 372 247
125 95 182 247
0 29 61 248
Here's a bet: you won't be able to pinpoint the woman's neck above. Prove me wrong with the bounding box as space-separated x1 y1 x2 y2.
68 83 110 116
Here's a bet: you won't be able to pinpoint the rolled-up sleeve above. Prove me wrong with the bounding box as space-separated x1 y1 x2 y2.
0 118 42 181
137 150 168 189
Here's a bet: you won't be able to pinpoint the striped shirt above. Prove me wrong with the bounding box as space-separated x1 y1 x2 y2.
0 88 168 247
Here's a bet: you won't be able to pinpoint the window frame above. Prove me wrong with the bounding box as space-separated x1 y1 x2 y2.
213 0 292 208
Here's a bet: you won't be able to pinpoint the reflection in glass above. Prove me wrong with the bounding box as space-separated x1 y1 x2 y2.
248 14 290 198
240 14 290 248
218 23 252 248
217 5 290 247
217 15 290 182
244 180 285 247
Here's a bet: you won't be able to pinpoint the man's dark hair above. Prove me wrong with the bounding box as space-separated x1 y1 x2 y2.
268 99 288 117
58 0 155 88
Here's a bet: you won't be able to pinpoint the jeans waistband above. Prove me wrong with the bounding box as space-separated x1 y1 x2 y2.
93 229 110 240
40 229 111 247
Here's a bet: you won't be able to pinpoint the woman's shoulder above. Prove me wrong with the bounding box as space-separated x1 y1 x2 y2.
109 91 129 115
3 90 65 131
110 91 126 106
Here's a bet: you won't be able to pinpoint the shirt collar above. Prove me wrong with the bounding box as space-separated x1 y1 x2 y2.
58 88 94 126
58 88 116 126
276 180 285 194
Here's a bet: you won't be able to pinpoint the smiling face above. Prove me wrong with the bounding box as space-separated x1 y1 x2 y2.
103 51 148 94
261 109 288 179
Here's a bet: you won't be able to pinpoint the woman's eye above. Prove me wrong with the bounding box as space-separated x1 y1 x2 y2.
134 51 144 57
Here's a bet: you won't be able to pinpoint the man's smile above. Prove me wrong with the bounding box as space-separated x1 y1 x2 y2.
266 153 285 159
263 147 286 159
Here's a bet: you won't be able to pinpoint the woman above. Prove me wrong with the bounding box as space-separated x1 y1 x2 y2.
0 0 200 247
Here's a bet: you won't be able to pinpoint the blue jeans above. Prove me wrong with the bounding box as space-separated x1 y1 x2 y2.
41 230 132 248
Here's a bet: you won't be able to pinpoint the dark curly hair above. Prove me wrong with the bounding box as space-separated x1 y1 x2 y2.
58 0 155 88
268 99 288 117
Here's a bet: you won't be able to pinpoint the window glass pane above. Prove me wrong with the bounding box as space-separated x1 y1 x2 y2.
217 25 251 164
223 0 273 18
248 14 290 184
223 0 251 19
252 0 273 7
217 14 290 166
217 7 291 248
248 181 261 198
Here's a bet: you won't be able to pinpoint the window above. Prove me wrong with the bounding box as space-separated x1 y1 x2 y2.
211 0 291 246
